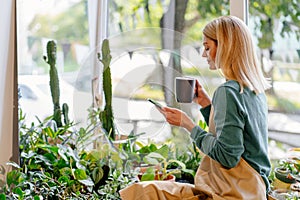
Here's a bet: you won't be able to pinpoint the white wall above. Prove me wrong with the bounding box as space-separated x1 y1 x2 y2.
0 0 16 170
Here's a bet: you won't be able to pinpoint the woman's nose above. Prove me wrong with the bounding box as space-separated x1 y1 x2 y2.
202 50 207 58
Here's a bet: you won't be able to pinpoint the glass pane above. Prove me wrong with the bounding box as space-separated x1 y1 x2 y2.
249 1 300 148
17 0 89 125
107 0 229 140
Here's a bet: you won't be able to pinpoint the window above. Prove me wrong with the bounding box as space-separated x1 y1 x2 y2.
17 0 89 125
107 0 228 140
17 0 230 139
22 1 296 146
249 1 300 147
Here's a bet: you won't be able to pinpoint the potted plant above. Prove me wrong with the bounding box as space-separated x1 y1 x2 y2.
0 39 140 199
0 117 137 199
269 157 300 199
273 158 300 190
138 144 186 182
174 142 202 184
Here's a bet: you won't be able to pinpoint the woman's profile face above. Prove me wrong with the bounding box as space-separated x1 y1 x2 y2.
202 35 217 70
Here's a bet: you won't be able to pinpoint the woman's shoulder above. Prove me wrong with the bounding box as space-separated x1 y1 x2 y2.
215 80 265 103
213 80 241 102
217 80 240 94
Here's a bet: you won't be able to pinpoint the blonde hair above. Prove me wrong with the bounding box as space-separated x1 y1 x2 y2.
203 16 271 94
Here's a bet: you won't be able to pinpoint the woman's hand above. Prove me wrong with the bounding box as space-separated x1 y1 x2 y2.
159 107 196 132
194 80 212 108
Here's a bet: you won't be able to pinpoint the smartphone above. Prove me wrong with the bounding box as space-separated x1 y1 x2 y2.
147 98 163 109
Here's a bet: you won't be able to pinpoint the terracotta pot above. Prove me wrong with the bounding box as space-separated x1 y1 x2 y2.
113 134 128 148
157 174 176 182
137 164 160 174
137 173 176 182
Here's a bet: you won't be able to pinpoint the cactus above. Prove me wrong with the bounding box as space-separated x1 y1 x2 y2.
62 103 70 125
97 39 115 140
43 40 70 127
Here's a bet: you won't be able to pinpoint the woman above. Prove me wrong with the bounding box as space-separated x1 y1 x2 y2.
120 16 271 200
160 15 271 199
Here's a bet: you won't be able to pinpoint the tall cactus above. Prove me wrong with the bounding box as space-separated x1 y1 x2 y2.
97 39 115 140
43 40 70 127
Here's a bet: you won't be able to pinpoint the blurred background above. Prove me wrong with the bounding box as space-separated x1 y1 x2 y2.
17 0 300 156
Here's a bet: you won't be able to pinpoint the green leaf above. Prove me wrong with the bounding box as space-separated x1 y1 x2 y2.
78 177 94 186
58 149 68 162
44 172 52 178
141 167 155 181
92 167 104 184
141 173 155 181
59 167 72 176
7 170 23 187
5 162 21 170
43 127 56 138
144 152 165 163
24 189 31 196
74 169 87 180
198 120 207 130
33 195 41 200
13 187 24 199
145 152 165 160
86 150 102 161
111 151 123 162
168 159 186 170
66 147 79 162
0 194 6 200
20 151 36 159
155 144 169 159
43 152 57 162
37 144 59 154
27 163 41 170
56 158 68 169
75 160 85 170
148 144 158 152
36 155 52 166
47 180 57 188
22 181 35 191
138 143 158 154
58 175 69 184
181 168 195 176
143 156 160 165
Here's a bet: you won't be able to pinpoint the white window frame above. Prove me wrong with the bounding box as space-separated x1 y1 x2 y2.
230 0 249 24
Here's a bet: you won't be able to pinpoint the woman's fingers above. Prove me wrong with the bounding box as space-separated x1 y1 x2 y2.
193 80 212 107
196 79 201 88
159 107 181 125
159 106 196 131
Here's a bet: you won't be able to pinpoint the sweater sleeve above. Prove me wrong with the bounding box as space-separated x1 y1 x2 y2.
191 86 245 168
200 104 211 125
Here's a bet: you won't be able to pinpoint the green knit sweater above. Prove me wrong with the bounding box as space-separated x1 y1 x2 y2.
191 80 271 192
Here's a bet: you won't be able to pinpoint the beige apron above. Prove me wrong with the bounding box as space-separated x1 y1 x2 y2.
194 105 267 200
119 106 267 200
194 155 267 200
119 181 202 200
